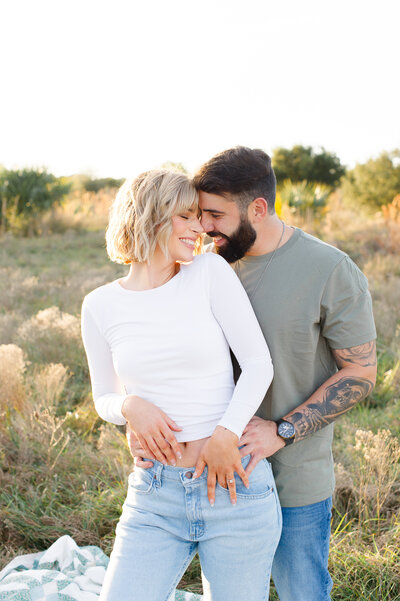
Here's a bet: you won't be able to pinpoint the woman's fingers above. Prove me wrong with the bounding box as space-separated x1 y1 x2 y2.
236 462 250 488
154 430 179 466
165 415 183 432
161 427 182 462
207 469 217 506
141 435 168 465
225 472 237 505
193 457 206 480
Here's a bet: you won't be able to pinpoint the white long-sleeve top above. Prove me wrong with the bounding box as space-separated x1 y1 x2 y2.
81 252 273 441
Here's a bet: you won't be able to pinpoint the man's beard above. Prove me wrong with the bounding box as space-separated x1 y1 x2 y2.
209 216 257 263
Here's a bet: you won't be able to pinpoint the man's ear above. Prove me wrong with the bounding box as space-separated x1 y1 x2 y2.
249 197 269 223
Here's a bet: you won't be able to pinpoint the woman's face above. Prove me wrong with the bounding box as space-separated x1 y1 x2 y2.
168 208 204 262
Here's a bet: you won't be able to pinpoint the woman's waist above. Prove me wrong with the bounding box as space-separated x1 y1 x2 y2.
175 437 210 467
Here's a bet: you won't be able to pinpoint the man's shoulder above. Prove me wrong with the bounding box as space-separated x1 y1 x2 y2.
296 228 347 262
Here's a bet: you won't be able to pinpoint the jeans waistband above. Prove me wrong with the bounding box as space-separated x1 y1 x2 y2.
141 453 253 482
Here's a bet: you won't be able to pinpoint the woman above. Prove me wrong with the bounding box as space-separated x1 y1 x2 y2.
81 169 281 601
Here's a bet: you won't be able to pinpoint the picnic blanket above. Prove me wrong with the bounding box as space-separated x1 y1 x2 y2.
0 535 202 601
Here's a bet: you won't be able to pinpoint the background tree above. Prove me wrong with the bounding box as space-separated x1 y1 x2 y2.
0 168 70 235
83 177 124 192
342 150 400 211
279 180 330 217
272 145 346 188
161 161 188 174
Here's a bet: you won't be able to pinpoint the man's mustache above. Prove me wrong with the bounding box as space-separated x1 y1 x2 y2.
207 231 229 241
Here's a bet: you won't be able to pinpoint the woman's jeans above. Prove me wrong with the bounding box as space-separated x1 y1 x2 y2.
100 455 282 601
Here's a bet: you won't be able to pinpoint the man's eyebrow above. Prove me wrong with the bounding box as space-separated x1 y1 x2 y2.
200 209 225 214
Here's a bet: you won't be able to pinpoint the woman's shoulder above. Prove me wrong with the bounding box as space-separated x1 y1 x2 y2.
181 252 228 275
180 254 235 293
189 251 226 267
82 280 119 309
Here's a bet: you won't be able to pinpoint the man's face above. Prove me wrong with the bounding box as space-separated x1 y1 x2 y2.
199 191 256 263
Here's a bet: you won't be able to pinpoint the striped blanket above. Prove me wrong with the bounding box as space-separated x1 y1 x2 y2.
0 536 202 601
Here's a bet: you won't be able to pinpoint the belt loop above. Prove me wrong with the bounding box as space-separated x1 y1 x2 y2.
153 462 163 487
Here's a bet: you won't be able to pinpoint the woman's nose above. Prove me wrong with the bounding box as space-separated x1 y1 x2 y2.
192 218 205 234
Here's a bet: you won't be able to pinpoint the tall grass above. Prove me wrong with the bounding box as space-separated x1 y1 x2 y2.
0 192 399 599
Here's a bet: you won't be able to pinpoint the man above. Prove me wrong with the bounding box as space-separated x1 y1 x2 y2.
129 147 377 601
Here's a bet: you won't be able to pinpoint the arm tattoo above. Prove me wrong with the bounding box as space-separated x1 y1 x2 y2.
333 341 377 368
289 376 374 441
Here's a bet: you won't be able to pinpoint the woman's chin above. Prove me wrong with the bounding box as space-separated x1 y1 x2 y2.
174 250 194 263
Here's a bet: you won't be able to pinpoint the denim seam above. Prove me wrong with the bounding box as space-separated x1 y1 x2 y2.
163 543 197 601
128 473 155 495
216 482 274 500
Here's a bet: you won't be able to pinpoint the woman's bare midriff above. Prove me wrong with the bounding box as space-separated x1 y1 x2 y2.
175 436 211 467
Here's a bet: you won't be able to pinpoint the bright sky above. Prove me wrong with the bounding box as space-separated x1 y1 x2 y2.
1 0 399 178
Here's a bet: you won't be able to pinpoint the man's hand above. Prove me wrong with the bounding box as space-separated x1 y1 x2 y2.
126 425 155 468
194 426 248 506
238 416 285 477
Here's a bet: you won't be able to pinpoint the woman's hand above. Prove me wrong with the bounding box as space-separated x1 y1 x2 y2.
122 395 182 465
193 426 249 506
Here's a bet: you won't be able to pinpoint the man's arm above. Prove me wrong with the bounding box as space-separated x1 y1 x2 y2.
285 340 376 441
239 340 377 473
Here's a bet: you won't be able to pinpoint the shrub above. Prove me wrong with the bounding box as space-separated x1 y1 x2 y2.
279 179 331 217
0 169 70 235
17 307 82 367
0 344 26 415
342 151 400 211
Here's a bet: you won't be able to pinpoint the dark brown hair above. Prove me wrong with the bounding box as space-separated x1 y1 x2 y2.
192 146 276 214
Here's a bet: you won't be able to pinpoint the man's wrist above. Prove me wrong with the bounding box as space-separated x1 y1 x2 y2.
275 418 296 446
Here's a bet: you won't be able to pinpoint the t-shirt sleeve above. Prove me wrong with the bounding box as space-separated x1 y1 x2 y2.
321 256 376 350
81 298 127 425
205 253 274 438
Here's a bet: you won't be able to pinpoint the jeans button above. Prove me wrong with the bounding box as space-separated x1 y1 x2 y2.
185 471 193 479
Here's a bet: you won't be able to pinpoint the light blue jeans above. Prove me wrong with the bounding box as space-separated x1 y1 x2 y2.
271 497 333 601
100 455 282 601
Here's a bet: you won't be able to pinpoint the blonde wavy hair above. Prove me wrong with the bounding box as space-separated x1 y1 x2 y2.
106 169 201 264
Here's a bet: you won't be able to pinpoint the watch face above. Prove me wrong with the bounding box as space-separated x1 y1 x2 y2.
278 421 295 439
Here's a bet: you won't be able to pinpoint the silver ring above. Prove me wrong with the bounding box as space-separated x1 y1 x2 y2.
227 479 234 484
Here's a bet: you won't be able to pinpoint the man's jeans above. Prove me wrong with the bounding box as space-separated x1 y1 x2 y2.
100 455 282 601
271 497 333 601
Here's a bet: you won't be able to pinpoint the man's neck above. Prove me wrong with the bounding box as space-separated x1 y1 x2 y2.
246 215 294 256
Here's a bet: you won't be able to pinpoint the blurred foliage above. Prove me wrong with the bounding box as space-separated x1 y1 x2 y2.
272 145 345 188
161 161 188 174
83 177 124 192
279 179 331 216
342 150 400 211
0 169 70 235
63 175 124 193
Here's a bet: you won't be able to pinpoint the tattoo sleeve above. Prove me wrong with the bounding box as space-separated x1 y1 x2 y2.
333 341 377 368
288 341 376 441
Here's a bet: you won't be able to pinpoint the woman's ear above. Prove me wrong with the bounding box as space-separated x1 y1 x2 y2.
249 197 269 223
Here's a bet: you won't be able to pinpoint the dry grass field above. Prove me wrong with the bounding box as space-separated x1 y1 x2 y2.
0 190 399 599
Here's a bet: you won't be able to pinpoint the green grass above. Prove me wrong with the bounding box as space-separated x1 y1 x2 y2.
1 216 399 599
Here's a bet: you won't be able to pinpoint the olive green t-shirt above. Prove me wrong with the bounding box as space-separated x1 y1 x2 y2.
232 228 376 507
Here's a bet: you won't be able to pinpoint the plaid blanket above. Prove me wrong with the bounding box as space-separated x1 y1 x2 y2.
0 536 202 601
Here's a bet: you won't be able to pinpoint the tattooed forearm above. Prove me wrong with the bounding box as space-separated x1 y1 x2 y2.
289 377 374 441
333 341 377 368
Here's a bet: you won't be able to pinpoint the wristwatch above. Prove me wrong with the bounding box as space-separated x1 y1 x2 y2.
275 419 296 446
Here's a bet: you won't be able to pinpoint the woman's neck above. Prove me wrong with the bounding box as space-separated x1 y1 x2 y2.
122 249 179 291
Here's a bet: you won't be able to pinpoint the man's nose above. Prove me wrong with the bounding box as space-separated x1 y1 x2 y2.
200 213 212 232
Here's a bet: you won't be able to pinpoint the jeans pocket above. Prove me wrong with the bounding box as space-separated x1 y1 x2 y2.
217 461 274 500
128 467 155 495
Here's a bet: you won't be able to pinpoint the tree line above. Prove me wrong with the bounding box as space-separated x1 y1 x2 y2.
1 147 400 235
